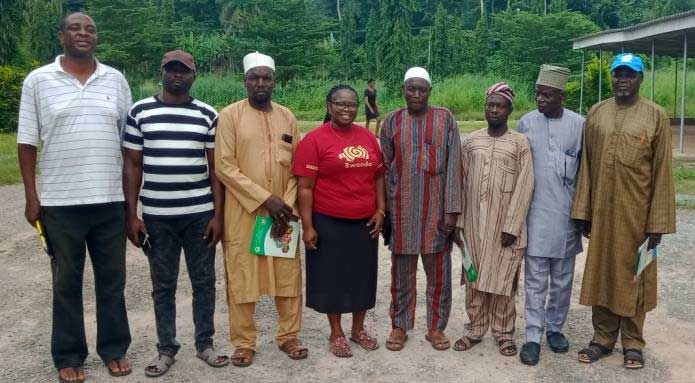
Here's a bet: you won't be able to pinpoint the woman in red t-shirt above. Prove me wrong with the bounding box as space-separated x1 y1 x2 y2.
293 84 386 358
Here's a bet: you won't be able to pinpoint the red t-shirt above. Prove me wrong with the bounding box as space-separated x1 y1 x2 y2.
292 122 384 219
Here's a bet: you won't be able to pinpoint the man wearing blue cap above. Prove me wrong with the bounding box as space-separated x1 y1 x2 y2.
571 53 676 369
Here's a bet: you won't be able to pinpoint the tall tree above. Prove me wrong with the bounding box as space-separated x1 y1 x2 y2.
23 0 64 64
430 2 450 77
378 0 417 91
488 11 598 83
338 0 357 79
0 0 24 65
220 0 336 83
364 5 380 78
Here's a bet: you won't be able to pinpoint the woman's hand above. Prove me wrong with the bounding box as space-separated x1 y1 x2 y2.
303 226 318 250
367 211 385 239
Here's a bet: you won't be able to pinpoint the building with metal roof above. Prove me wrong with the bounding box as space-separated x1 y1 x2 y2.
573 10 694 152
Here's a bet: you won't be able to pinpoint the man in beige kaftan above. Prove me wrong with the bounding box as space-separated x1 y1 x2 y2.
455 83 534 357
215 52 307 367
572 53 675 369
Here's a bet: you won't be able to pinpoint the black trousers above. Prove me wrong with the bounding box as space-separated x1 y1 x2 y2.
42 202 131 370
144 212 216 356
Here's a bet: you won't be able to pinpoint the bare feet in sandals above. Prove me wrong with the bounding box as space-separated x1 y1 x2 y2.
58 366 85 383
197 346 230 367
231 348 255 367
498 339 518 357
426 330 451 351
144 354 175 377
279 338 309 360
105 357 132 377
453 335 481 351
385 328 408 351
329 335 353 358
350 329 379 351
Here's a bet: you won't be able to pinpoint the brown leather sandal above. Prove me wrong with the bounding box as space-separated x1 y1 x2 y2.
453 336 482 351
231 348 255 367
425 330 451 351
498 339 518 356
279 338 309 360
385 328 408 351
350 329 379 351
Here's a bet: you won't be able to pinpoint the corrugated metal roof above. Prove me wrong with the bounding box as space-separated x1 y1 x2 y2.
573 10 695 42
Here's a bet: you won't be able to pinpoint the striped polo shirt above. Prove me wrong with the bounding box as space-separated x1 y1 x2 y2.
123 96 217 219
17 55 132 206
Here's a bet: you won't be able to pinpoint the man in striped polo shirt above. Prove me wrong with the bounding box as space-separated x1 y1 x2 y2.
122 50 228 377
17 12 133 382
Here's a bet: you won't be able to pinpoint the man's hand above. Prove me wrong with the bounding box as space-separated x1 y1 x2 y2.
127 217 147 247
25 195 41 226
303 226 318 250
204 216 223 248
271 219 289 241
501 232 517 248
646 234 662 250
441 213 458 238
366 211 385 239
578 220 591 239
453 228 464 248
263 195 293 224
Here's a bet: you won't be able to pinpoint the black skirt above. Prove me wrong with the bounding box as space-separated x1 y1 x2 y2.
305 212 378 314
365 106 380 119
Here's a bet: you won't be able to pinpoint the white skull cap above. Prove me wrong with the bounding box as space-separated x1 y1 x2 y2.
403 66 431 85
243 51 275 74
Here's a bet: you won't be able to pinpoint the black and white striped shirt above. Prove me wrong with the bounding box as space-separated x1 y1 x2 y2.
123 96 217 219
17 55 132 206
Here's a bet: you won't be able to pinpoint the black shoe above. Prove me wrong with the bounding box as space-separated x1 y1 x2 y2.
547 332 570 353
520 342 541 366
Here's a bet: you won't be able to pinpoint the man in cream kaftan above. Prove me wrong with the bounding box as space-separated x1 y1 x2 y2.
215 52 306 365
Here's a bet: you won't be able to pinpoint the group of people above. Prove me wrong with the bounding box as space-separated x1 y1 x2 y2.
17 12 676 383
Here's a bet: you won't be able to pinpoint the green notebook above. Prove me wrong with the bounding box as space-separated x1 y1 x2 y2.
249 216 299 258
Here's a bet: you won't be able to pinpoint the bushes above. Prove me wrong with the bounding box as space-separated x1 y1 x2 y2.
0 66 25 133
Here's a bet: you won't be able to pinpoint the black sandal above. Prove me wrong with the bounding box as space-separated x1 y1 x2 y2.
577 340 612 363
623 349 644 369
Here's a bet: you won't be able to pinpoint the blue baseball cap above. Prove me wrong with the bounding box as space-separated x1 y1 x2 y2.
611 53 644 73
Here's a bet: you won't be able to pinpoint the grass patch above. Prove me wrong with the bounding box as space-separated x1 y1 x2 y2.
0 133 19 185
674 162 695 195
132 73 536 122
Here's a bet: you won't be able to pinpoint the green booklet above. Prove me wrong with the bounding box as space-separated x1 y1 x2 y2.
249 216 299 258
454 240 478 283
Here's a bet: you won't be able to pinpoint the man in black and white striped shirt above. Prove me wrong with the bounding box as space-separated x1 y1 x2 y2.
17 12 133 382
122 50 228 376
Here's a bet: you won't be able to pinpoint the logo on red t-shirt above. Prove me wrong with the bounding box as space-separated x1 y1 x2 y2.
338 145 370 162
339 145 374 169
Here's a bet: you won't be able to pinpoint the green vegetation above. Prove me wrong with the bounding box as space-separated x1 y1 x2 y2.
674 162 695 196
134 74 537 121
0 134 20 185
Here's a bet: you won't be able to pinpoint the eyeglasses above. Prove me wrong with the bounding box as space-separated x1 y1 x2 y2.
331 101 359 110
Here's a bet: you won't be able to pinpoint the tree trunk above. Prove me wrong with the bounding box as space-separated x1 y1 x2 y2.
480 0 484 17
337 0 342 21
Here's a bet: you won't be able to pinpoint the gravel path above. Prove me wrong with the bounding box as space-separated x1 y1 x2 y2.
0 183 693 383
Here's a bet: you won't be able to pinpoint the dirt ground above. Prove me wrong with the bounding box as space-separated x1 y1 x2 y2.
0 183 694 383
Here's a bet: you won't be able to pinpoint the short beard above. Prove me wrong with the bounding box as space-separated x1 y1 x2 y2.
252 92 271 105
164 84 192 96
